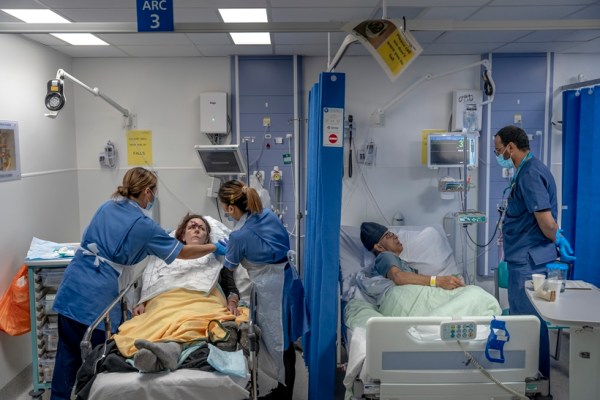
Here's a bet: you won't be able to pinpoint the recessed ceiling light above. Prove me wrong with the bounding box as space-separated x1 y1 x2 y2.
1 9 70 23
50 33 109 46
229 32 271 45
219 8 268 23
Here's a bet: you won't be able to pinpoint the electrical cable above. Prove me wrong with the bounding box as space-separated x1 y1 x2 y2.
245 139 250 184
215 197 223 223
456 341 528 400
348 115 353 178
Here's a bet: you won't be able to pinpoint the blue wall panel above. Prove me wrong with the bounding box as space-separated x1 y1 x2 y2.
237 56 300 241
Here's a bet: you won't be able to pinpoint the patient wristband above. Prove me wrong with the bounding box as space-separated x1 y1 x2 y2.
430 275 437 287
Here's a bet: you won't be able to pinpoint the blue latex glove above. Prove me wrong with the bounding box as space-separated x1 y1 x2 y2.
555 229 576 262
213 239 228 256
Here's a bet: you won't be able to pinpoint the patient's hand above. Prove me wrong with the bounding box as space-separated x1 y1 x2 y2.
133 303 146 316
436 275 466 290
227 293 240 316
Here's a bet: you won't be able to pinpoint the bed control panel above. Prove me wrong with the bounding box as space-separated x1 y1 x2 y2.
440 320 477 340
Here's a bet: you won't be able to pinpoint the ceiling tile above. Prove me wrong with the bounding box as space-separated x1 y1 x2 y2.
494 41 582 52
49 45 129 57
97 33 193 46
518 30 600 42
419 7 481 20
489 0 596 5
117 45 202 57
41 0 133 9
423 42 505 54
271 0 379 6
197 45 273 56
470 6 586 20
271 7 375 22
174 8 223 23
563 4 600 19
411 31 445 44
56 9 137 23
435 30 532 43
273 32 348 45
22 33 69 46
560 37 600 52
387 0 489 5
186 33 233 45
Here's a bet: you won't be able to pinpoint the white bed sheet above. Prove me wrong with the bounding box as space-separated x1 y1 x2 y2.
88 368 249 400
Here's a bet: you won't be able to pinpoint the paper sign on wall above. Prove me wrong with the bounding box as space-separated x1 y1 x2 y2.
127 130 152 165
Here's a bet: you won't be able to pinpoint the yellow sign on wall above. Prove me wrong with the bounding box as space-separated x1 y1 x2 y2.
126 130 152 165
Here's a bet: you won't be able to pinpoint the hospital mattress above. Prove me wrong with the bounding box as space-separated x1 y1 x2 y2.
88 368 249 400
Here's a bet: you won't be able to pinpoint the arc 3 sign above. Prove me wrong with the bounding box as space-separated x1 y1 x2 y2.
323 107 344 147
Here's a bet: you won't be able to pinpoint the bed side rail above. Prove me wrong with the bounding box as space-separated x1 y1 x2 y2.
80 281 136 361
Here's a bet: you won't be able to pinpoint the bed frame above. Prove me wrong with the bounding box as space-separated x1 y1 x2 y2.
78 281 259 400
354 315 543 400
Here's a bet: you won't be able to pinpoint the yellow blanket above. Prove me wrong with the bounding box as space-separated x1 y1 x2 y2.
114 288 249 357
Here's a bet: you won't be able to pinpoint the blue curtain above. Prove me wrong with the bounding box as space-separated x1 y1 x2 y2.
303 72 345 400
561 86 600 286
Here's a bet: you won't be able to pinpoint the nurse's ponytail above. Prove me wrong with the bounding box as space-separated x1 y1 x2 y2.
218 180 263 214
113 167 157 199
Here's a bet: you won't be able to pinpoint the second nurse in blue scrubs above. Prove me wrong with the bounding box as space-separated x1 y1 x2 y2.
218 179 306 400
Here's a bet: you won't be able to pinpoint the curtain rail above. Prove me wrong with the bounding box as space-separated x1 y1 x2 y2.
559 77 600 92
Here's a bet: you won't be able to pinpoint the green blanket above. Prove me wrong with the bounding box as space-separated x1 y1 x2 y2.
345 285 502 330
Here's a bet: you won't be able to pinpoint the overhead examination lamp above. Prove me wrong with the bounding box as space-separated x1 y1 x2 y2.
44 69 135 128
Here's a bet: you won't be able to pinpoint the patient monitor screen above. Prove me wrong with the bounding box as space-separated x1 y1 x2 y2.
428 134 477 169
195 145 246 176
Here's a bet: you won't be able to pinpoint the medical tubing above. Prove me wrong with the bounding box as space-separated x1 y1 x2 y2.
457 341 528 400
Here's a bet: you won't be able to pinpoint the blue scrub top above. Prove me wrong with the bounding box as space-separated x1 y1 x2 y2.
502 156 558 265
224 208 290 269
53 199 183 330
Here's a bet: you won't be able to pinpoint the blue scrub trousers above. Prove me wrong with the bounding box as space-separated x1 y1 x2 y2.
51 314 105 400
507 260 551 379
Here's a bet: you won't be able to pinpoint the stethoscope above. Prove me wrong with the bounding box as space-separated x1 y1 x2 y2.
498 152 533 227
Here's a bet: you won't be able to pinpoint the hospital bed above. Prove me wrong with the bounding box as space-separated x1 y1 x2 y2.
76 275 258 400
338 224 546 399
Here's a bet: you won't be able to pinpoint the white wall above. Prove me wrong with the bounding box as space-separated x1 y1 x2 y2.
71 57 231 231
0 34 79 389
303 55 483 228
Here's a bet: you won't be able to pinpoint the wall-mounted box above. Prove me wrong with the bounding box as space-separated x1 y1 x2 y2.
200 92 227 134
452 89 482 132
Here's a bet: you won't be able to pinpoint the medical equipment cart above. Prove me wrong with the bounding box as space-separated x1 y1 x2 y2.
25 258 72 399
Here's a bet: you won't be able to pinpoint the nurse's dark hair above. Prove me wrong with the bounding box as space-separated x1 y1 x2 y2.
495 125 530 151
113 167 157 199
174 213 211 244
218 180 263 214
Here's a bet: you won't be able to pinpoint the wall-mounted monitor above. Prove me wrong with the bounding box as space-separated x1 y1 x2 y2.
427 133 478 169
194 144 246 176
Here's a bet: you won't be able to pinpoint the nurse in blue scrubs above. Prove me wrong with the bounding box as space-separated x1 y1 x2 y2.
494 126 575 388
218 180 306 400
51 167 225 400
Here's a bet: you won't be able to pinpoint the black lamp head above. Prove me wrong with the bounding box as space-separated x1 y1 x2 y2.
45 79 65 111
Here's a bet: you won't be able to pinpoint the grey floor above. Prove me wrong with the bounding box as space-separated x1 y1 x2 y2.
4 329 570 400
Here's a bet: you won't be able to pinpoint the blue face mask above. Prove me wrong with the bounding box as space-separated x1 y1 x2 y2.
496 150 514 169
145 189 157 211
224 212 234 222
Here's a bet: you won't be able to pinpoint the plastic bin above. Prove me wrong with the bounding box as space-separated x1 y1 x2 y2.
39 355 56 383
38 270 65 289
40 293 57 315
42 325 58 352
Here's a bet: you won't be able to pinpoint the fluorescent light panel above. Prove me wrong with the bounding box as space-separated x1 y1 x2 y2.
51 33 109 46
230 32 271 45
218 8 268 23
1 9 70 23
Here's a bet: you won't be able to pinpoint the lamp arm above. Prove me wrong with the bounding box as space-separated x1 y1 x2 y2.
56 69 130 118
327 34 359 72
378 59 494 115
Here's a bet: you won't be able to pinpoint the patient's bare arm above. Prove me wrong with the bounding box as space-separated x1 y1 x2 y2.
387 267 465 290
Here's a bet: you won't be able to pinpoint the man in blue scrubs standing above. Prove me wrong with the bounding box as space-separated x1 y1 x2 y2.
494 126 575 392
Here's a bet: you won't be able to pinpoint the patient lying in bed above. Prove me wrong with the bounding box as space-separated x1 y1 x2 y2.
346 222 501 329
113 214 249 372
